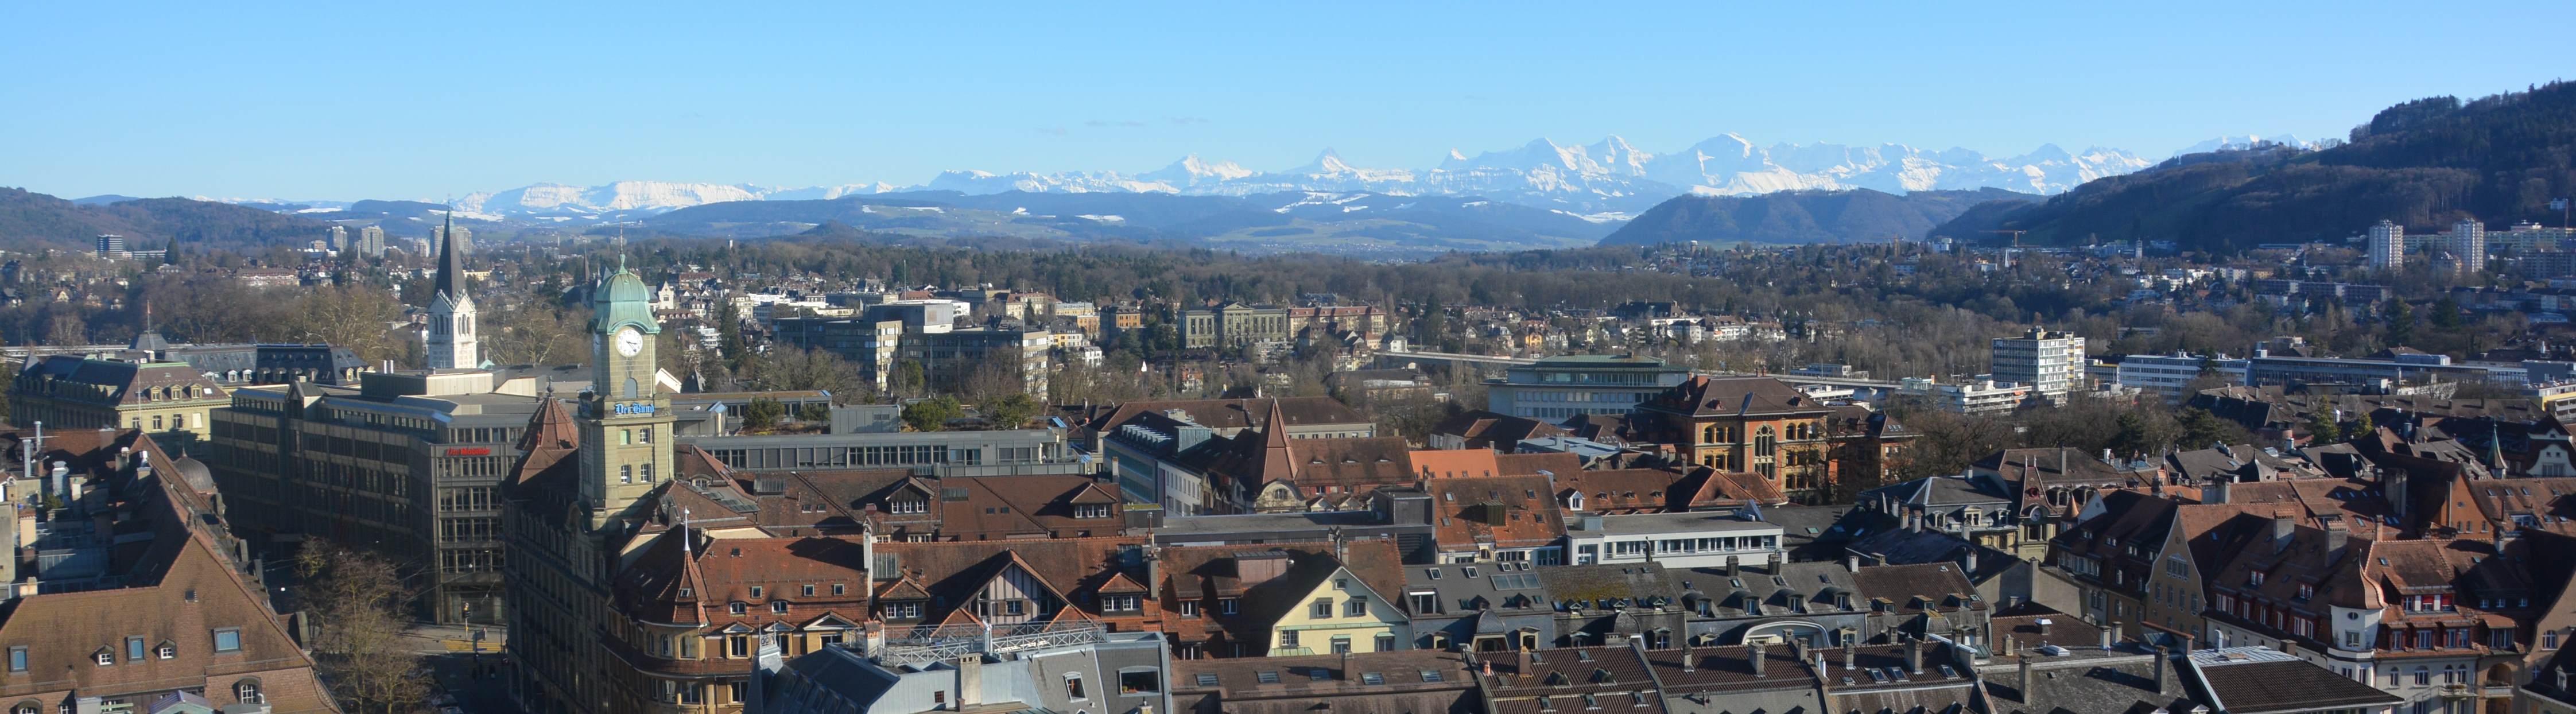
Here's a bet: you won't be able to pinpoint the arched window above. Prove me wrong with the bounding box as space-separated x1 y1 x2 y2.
1754 426 1776 456
623 378 639 399
14 700 38 714
235 678 263 703
1702 425 1717 443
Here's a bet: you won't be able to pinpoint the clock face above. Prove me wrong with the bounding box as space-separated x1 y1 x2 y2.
615 327 645 357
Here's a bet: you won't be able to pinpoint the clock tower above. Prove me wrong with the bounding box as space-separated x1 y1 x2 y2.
577 262 673 530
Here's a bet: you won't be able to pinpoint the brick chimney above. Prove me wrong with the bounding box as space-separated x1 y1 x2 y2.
1905 637 1925 674
2103 622 2120 649
1747 642 1765 678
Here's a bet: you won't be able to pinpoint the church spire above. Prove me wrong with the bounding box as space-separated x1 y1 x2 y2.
434 208 466 300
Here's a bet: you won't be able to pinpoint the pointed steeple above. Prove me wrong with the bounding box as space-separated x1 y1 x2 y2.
1258 399 1296 480
434 209 467 300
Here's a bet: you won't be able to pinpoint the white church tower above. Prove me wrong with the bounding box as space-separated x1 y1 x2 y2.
425 210 481 370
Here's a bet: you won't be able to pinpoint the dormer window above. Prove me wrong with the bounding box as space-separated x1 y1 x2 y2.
1077 504 1112 519
729 602 748 616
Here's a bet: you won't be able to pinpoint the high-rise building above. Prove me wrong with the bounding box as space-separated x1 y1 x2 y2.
358 225 387 257
1991 327 2086 403
425 213 481 370
326 224 348 251
94 234 127 258
2368 219 2405 269
430 221 473 255
2451 219 2486 273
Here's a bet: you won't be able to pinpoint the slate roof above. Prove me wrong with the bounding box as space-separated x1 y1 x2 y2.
1640 375 1833 418
2185 647 2401 714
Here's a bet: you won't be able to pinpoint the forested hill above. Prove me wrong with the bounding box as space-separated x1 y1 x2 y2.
1931 81 2576 254
1598 188 2036 247
0 188 331 252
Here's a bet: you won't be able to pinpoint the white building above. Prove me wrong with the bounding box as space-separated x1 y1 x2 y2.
1562 511 1783 569
1899 377 2031 414
1991 327 2086 403
2369 219 2406 270
2451 220 2487 273
2114 352 2249 402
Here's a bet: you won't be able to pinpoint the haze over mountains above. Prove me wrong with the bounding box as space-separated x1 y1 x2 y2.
420 133 2151 222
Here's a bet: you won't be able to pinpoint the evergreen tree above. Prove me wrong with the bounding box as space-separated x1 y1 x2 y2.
2386 300 2415 347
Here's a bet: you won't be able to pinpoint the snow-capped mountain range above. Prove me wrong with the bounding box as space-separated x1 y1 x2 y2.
413 134 2181 220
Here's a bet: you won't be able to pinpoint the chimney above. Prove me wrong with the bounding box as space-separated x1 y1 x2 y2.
1963 548 1978 575
1480 658 1493 677
2323 521 2349 554
1905 638 1925 674
1747 643 1766 677
2152 645 2170 692
2269 515 2295 544
2035 618 2051 637
1518 649 1533 678
1340 650 1353 681
1840 642 1855 671
1845 554 1860 573
2103 622 2120 650
2018 654 2034 700
956 655 983 707
1681 650 1696 673
1725 555 1738 576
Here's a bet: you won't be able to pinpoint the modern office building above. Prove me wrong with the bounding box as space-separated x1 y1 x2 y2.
204 370 545 623
1484 354 1694 420
2113 352 2250 402
769 316 904 391
1991 327 2086 403
94 234 127 258
2369 219 2406 269
904 324 1052 399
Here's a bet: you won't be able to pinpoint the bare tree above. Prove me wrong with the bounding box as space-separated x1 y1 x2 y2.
294 545 431 714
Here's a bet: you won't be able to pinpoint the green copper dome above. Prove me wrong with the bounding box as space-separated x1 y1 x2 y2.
591 268 661 333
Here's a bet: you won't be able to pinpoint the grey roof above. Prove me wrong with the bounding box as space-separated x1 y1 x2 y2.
2185 647 2402 714
1980 647 2198 714
1675 561 1859 618
1401 561 1549 615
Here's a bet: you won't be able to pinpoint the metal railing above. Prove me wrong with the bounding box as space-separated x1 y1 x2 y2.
873 619 1105 666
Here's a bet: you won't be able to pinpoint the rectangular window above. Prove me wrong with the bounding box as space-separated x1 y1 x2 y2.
1221 597 1238 615
7 647 22 673
213 629 242 653
1312 598 1334 618
1378 634 1396 652
1279 631 1299 648
620 465 633 484
1345 597 1368 617
1118 670 1161 694
126 637 145 661
1179 600 1200 617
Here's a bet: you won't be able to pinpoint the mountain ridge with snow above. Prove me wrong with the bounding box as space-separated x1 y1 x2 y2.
282 134 2296 219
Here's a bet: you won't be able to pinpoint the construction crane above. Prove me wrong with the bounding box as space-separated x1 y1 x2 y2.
1984 229 2028 270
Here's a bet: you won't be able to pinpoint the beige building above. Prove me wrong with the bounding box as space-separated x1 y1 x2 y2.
11 355 229 440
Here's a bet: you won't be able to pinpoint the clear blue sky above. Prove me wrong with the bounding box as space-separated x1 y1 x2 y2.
3 1 2566 201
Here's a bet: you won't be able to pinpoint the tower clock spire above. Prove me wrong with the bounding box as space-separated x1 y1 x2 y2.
576 262 672 530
